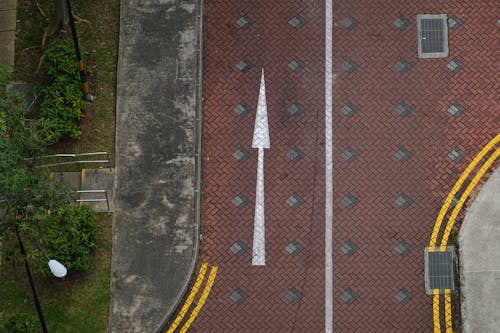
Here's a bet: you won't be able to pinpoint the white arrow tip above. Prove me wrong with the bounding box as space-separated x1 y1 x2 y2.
252 68 270 149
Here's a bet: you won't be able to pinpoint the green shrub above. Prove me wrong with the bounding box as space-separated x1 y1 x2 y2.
0 312 36 333
40 39 87 143
42 39 80 82
40 80 85 142
37 205 98 275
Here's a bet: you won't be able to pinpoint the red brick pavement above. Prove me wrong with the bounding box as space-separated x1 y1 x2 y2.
194 0 499 332
198 1 325 332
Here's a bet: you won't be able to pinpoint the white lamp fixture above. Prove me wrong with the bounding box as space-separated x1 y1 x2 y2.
48 259 67 278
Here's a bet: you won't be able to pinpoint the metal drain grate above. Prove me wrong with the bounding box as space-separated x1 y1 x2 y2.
424 247 455 294
417 14 449 58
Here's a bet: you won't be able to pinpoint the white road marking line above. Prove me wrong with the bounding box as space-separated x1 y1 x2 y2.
325 0 334 332
252 68 270 266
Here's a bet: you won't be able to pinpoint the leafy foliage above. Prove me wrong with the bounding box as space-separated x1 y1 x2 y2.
36 206 98 275
1 62 98 277
42 39 80 81
0 66 69 258
40 39 86 143
0 66 68 228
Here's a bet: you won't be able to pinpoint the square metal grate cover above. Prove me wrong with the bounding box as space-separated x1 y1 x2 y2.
417 14 449 58
424 246 455 294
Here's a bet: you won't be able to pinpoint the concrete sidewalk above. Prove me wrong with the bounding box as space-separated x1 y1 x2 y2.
0 0 17 66
459 166 500 332
109 0 202 332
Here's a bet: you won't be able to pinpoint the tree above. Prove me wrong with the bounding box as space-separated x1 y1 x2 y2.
55 0 69 28
0 65 98 276
0 65 69 234
0 66 72 265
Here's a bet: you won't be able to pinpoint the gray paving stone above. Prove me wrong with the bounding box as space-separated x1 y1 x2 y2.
448 16 463 30
340 16 358 30
0 0 17 10
81 168 115 213
288 15 305 29
448 147 466 163
286 193 304 208
393 16 410 30
340 240 358 256
0 10 16 32
447 59 464 73
236 16 252 29
285 240 303 256
287 147 305 162
447 102 465 117
341 147 358 162
233 147 251 162
236 58 253 73
341 59 358 73
288 58 305 73
395 194 412 208
0 31 15 66
288 103 304 117
394 147 412 162
285 288 303 304
230 288 247 304
395 241 412 256
340 101 358 118
340 288 359 304
394 59 411 73
232 194 250 208
394 102 412 117
51 170 81 189
395 288 413 304
234 102 251 117
230 240 248 256
8 81 35 104
340 194 358 209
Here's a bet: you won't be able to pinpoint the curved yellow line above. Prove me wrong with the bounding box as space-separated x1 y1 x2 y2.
429 134 500 333
166 263 208 333
179 265 218 333
440 148 500 250
429 133 500 250
444 289 452 333
433 290 441 333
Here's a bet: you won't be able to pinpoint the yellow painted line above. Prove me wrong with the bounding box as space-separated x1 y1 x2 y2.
440 148 500 250
80 168 86 206
444 289 453 333
429 133 500 250
166 263 208 333
433 289 441 333
179 265 218 333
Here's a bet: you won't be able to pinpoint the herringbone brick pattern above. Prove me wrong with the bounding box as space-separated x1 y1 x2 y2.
198 1 325 332
196 0 499 332
331 0 498 332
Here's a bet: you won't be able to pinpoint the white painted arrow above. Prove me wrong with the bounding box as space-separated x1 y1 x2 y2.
251 68 270 266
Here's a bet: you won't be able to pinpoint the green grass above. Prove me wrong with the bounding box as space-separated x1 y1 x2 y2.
0 214 112 333
15 0 119 168
2 2 118 330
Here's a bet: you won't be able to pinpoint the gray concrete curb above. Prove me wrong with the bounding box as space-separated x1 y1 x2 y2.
459 166 500 332
155 0 203 331
109 0 203 332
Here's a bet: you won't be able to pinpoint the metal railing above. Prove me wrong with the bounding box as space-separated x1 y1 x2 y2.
25 152 111 169
75 189 110 212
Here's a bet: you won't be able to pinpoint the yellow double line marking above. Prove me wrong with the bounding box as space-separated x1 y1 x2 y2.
166 263 218 333
429 133 500 333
